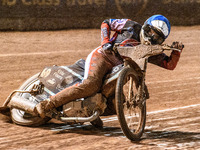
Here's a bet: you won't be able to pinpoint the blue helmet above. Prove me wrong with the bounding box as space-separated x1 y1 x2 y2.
141 15 171 44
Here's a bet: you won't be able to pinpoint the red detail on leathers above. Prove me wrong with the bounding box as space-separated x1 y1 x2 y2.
162 50 181 70
101 22 110 46
148 49 182 70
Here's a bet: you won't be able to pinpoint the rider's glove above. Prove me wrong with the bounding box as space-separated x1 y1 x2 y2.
102 43 113 54
170 41 184 52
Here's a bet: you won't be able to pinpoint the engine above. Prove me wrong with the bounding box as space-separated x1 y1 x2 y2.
63 93 107 118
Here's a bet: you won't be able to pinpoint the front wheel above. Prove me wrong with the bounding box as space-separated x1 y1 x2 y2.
116 67 146 141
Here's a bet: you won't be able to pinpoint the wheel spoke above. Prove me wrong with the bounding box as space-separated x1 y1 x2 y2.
124 104 139 131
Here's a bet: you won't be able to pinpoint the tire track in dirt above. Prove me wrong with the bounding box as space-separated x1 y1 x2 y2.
1 104 199 149
0 27 199 149
51 104 200 149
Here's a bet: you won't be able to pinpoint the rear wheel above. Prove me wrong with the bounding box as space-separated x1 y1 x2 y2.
116 67 146 141
11 73 50 126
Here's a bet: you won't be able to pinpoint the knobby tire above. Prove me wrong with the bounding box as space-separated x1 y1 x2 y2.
116 66 146 141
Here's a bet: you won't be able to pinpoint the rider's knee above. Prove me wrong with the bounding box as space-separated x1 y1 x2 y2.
81 77 102 95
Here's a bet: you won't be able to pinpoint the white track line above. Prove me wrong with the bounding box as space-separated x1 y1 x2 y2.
146 76 200 84
156 89 189 94
0 50 91 57
150 81 200 89
102 103 200 123
148 103 200 115
51 103 200 131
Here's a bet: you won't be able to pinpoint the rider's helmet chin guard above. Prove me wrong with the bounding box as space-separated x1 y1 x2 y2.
140 14 171 45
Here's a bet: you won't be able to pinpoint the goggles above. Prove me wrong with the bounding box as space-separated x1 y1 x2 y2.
143 24 165 45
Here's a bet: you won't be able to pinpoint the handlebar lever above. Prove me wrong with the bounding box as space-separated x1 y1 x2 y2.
161 44 182 52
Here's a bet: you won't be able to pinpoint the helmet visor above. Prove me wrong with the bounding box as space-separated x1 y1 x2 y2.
143 25 165 45
150 33 165 44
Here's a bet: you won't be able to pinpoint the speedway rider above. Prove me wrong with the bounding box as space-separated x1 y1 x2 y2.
35 15 184 125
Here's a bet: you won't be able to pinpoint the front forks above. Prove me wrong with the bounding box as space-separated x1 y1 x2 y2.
124 58 147 107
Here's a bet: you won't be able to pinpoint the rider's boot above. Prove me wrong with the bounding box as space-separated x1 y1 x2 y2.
35 99 56 118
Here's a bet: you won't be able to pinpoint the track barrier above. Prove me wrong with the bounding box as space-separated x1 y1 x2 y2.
0 0 199 30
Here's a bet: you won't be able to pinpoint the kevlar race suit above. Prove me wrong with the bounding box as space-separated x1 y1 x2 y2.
49 19 182 109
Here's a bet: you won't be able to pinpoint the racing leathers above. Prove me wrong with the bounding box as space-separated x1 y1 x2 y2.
36 19 183 118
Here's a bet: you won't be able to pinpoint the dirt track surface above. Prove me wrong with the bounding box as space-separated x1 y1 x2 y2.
0 26 200 149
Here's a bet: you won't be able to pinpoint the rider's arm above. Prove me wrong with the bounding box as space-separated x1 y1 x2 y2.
101 19 128 46
148 50 182 70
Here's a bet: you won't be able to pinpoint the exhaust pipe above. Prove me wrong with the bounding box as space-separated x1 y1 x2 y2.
60 110 100 123
9 96 38 115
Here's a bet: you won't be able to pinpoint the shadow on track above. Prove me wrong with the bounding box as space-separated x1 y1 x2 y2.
143 130 200 142
39 121 125 138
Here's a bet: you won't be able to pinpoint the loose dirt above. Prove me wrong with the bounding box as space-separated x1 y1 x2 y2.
0 26 199 149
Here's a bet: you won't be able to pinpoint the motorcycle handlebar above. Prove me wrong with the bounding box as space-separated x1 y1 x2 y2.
161 44 183 52
113 43 183 53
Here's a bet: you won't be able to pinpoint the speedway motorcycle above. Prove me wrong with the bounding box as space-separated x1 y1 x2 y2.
0 44 180 141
